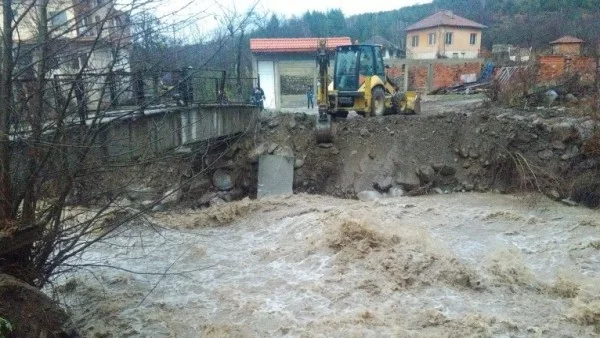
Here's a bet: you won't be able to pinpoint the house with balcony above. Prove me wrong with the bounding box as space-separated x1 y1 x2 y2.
7 0 131 73
405 11 486 60
3 0 132 109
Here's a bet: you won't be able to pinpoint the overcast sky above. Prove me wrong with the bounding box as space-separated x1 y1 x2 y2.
158 0 432 38
244 0 431 18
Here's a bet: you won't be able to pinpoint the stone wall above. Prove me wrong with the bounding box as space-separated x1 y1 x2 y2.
280 75 313 95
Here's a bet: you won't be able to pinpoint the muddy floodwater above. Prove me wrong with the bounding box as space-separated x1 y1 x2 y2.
54 193 600 337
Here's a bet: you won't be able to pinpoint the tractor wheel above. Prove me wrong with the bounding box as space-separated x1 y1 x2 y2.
391 92 406 114
370 87 386 116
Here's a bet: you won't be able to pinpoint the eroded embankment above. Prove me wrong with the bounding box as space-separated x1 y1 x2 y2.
238 107 600 207
55 193 600 337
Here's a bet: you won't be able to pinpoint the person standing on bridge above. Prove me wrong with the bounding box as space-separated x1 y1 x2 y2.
307 85 314 109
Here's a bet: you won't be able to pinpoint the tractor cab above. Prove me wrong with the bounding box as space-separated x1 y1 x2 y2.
333 44 386 92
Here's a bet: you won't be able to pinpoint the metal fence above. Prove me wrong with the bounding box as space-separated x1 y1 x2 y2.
16 68 258 115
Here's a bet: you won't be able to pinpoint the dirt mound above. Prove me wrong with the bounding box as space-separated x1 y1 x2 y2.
250 106 600 208
0 274 73 338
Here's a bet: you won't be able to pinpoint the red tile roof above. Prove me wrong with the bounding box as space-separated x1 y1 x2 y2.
250 37 352 53
550 35 584 44
406 11 486 32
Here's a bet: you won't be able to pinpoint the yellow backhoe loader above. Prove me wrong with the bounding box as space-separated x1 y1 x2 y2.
315 40 421 143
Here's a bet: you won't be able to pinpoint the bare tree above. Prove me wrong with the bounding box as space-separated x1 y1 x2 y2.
0 0 259 289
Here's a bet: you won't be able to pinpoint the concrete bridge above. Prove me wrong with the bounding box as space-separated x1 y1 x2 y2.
96 103 259 162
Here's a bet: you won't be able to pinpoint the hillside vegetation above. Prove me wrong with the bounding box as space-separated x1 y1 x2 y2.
252 0 600 50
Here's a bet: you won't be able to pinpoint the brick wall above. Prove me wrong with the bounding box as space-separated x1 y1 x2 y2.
409 66 428 90
387 60 482 91
432 62 481 89
537 55 596 84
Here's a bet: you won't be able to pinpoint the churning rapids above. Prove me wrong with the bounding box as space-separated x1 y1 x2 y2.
53 193 600 337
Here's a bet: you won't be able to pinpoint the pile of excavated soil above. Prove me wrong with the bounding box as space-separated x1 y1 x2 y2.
241 105 600 207
54 193 600 337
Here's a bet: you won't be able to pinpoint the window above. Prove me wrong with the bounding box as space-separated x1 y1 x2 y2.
470 33 477 45
79 16 95 36
411 35 419 47
49 11 67 27
445 32 453 45
428 33 436 45
374 47 385 75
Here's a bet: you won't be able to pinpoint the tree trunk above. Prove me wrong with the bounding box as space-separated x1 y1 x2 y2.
0 0 14 225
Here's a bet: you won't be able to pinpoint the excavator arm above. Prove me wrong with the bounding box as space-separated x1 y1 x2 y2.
315 39 333 143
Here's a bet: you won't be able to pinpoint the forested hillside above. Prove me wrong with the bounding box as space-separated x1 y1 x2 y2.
252 0 600 50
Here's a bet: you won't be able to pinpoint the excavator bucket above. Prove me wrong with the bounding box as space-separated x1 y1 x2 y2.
315 109 333 143
413 95 421 114
404 91 421 114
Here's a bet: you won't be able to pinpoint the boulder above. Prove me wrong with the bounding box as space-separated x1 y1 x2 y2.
433 163 456 176
546 89 558 106
114 197 133 208
578 120 599 141
561 146 579 161
125 185 154 201
212 169 233 191
551 122 579 143
294 157 305 169
538 149 554 160
161 188 182 204
152 204 166 212
551 140 566 150
395 170 421 190
373 176 393 192
565 93 578 103
268 118 280 128
360 128 370 137
462 181 475 192
468 150 480 159
267 142 279 154
417 165 436 184
248 143 268 163
274 145 294 158
209 197 226 207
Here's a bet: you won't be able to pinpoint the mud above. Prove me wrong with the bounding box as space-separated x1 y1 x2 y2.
54 193 600 337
